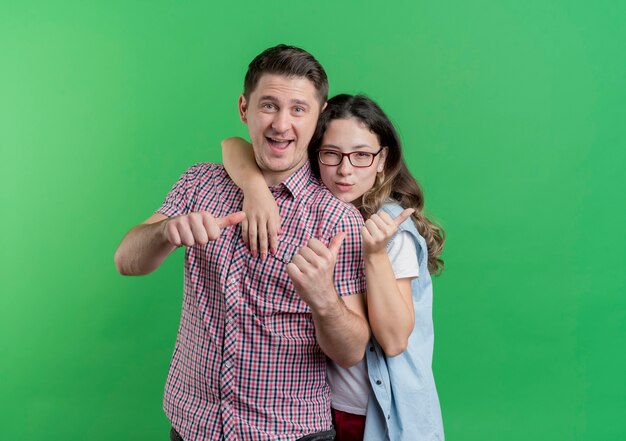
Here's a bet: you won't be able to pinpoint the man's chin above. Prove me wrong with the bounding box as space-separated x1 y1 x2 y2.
259 156 307 176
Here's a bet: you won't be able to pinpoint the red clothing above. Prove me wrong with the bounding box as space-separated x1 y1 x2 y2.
158 162 366 441
332 408 366 441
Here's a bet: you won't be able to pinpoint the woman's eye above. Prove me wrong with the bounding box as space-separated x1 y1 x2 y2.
356 152 371 158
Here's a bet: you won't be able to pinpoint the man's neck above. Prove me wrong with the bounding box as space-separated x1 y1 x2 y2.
261 164 306 188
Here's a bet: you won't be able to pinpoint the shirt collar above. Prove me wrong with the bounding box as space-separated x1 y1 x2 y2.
270 162 314 200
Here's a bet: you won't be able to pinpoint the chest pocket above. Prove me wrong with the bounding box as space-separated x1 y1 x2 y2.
270 239 311 314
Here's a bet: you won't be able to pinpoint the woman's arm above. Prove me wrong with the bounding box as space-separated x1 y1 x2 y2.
221 137 281 258
362 209 416 356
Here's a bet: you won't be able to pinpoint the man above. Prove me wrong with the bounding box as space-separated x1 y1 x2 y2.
114 44 370 441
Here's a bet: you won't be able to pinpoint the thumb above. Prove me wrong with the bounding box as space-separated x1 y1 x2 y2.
217 211 247 229
393 208 415 227
328 232 346 257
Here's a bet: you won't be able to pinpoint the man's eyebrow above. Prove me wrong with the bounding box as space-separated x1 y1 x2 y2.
259 95 278 102
291 99 310 107
258 96 310 107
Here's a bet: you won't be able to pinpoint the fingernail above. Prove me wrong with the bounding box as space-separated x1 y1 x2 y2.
261 252 267 261
251 250 257 258
270 248 276 255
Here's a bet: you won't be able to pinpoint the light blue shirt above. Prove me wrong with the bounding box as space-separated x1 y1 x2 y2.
364 202 445 441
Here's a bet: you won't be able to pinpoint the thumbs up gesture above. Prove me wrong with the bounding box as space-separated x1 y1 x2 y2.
361 208 415 256
164 211 246 247
286 233 345 308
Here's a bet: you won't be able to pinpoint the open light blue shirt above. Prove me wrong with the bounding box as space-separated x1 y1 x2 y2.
363 202 445 441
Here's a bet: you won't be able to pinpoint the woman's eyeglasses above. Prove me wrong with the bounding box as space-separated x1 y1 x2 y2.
317 148 384 168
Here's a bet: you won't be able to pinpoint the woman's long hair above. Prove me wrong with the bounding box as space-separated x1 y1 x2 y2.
309 94 445 275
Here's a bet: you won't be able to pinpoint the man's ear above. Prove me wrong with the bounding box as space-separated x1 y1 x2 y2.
238 94 248 123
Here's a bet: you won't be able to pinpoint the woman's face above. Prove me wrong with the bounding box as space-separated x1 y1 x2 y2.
318 117 387 206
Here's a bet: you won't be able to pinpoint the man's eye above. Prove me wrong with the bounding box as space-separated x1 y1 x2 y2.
262 103 275 110
294 107 305 113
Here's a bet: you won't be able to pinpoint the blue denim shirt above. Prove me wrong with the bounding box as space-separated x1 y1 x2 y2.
363 202 445 441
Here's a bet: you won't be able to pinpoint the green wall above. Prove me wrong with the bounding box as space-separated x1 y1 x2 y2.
2 1 624 439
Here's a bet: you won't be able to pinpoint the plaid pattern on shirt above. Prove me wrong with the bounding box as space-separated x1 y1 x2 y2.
157 162 366 441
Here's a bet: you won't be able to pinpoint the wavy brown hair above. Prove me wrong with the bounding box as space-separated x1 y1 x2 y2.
309 94 445 274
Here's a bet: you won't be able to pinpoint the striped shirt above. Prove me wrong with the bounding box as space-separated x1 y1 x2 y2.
157 162 366 441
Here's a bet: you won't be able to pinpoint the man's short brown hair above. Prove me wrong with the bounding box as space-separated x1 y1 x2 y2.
243 44 328 106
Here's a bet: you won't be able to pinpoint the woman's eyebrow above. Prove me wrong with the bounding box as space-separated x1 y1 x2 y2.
321 144 373 149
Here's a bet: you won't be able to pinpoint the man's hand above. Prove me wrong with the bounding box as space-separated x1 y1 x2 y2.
361 208 414 256
164 211 246 247
286 233 345 310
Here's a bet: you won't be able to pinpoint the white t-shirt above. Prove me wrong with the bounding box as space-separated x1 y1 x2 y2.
327 230 420 415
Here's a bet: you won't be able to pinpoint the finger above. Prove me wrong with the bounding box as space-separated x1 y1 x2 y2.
268 222 279 255
216 211 247 229
360 225 373 243
258 222 269 259
190 214 209 244
364 218 384 239
177 220 196 247
166 220 182 247
328 232 345 258
377 211 394 225
297 246 321 266
248 220 258 256
370 213 396 238
392 208 415 227
241 219 249 245
291 254 312 273
201 213 221 241
306 238 332 259
370 213 390 231
276 215 283 236
286 262 303 282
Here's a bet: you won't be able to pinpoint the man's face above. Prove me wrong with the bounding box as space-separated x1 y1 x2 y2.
238 74 323 186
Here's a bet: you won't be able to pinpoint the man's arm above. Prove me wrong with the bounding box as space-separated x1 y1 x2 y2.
114 213 176 276
114 211 246 276
287 234 370 368
312 291 370 369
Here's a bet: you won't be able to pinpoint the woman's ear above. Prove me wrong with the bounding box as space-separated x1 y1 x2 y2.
377 147 389 172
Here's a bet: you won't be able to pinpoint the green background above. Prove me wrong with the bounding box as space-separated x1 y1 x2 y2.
2 1 624 440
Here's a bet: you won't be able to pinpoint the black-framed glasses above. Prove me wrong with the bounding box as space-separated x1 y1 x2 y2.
317 148 384 168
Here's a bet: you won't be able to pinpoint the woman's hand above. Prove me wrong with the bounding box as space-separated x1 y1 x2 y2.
361 208 415 256
221 136 282 259
240 187 281 259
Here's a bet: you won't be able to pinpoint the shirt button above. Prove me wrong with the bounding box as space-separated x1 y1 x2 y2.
225 361 231 368
376 380 382 385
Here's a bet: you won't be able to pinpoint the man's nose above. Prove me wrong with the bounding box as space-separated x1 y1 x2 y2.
271 110 291 133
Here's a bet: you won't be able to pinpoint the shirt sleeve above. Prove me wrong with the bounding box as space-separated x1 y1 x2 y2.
387 230 420 279
332 210 367 297
156 163 203 217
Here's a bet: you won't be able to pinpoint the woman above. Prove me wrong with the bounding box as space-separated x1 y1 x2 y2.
223 94 445 440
